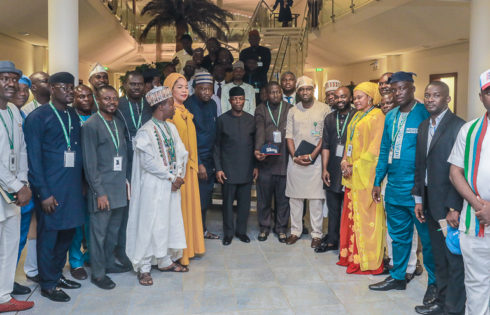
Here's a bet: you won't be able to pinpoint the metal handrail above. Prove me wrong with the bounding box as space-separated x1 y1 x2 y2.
238 0 274 50
269 35 285 82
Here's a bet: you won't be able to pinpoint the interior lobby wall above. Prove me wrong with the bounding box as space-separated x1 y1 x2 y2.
0 33 35 76
324 42 470 119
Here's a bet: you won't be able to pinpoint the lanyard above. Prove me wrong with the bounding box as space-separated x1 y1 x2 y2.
49 102 72 150
266 101 283 128
391 103 416 145
336 111 351 140
0 107 14 150
98 112 120 155
76 112 85 126
153 118 176 164
127 96 143 130
349 106 374 141
33 99 39 108
92 94 100 110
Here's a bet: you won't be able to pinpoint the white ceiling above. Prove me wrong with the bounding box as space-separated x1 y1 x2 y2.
0 0 471 71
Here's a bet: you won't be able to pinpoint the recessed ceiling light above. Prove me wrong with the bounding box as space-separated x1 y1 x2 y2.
19 32 30 36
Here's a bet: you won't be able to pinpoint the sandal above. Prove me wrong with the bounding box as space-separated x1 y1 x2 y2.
157 262 189 273
204 231 220 240
137 272 153 286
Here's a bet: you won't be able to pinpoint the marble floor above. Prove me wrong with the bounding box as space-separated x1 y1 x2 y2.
10 209 427 315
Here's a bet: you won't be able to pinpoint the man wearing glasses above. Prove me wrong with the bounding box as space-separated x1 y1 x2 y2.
24 72 85 302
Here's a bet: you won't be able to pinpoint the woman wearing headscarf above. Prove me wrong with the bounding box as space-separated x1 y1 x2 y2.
337 82 386 274
163 73 206 266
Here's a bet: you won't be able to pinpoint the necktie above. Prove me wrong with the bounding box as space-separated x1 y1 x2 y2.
217 82 222 98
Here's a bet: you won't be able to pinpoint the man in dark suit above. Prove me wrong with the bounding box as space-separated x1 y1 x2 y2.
412 81 466 315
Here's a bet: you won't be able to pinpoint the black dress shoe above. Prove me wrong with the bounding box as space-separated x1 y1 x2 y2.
368 276 407 291
41 288 70 302
12 282 31 295
415 303 444 315
91 276 116 290
314 243 338 253
278 233 287 243
25 274 39 283
222 236 233 246
106 263 132 274
235 234 250 243
423 284 438 305
257 232 268 242
58 276 81 289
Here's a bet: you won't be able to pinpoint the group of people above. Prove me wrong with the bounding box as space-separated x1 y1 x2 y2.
0 29 489 315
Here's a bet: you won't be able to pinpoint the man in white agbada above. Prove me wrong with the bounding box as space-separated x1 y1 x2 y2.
126 86 189 286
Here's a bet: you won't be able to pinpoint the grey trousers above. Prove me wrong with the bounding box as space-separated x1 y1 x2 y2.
89 207 124 279
256 173 290 234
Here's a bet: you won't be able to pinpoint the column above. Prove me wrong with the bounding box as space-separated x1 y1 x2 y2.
48 0 79 82
467 0 490 120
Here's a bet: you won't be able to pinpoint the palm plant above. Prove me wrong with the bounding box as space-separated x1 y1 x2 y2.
139 0 232 61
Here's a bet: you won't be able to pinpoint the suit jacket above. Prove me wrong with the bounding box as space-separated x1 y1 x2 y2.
412 110 465 220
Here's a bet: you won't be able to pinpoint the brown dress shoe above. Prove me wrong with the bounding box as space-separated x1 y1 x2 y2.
70 267 88 280
311 238 322 249
286 234 300 245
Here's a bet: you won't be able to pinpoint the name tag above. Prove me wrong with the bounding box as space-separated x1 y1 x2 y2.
388 148 393 164
346 144 353 157
257 61 263 67
406 128 418 134
336 145 344 158
113 156 123 171
273 130 281 143
64 150 75 168
254 88 260 93
9 151 17 172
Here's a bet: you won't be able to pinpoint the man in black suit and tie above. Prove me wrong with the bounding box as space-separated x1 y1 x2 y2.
412 81 466 315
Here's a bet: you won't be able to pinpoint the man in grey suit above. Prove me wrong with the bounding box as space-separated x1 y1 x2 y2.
81 85 130 290
412 81 466 315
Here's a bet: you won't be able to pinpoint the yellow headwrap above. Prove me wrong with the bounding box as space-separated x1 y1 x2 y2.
354 81 381 105
163 73 188 105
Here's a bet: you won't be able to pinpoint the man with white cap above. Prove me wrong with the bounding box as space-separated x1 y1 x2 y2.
324 79 341 109
448 68 490 315
0 60 34 312
88 62 109 92
221 61 256 115
126 86 188 287
285 76 330 248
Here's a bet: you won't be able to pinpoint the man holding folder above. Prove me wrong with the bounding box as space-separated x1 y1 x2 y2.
285 76 330 248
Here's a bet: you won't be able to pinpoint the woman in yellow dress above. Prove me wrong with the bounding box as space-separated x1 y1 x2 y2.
337 82 386 274
163 73 206 266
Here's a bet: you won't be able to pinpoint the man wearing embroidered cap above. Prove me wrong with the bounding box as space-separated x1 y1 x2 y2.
127 86 189 286
185 72 220 239
285 76 330 248
370 72 437 306
0 61 34 312
220 61 256 116
81 85 130 290
88 62 109 91
324 79 341 109
448 68 490 315
24 72 85 302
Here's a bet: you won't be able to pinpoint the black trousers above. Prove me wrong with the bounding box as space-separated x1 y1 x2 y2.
427 213 466 315
37 225 76 290
256 173 289 234
90 207 124 279
326 190 344 245
222 182 252 237
198 160 215 232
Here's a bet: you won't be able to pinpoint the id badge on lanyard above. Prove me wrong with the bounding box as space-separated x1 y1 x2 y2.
336 144 344 158
113 156 123 171
388 148 393 164
346 144 353 157
273 130 281 143
64 150 75 168
9 151 17 172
